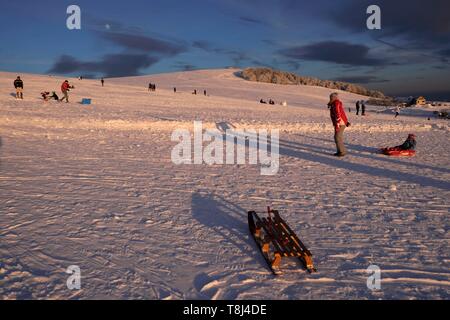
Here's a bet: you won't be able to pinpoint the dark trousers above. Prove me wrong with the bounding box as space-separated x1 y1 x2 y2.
334 125 347 155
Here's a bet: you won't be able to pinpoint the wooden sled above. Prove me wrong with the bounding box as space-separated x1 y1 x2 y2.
248 207 316 275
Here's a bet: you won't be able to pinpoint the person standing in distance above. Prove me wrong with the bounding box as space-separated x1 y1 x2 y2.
14 76 24 99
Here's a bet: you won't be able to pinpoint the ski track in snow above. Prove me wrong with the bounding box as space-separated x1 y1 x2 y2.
0 69 449 299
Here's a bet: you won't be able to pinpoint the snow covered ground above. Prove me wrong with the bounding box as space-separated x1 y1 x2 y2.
0 69 449 299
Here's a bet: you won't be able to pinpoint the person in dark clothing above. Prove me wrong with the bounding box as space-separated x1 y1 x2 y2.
174 87 177 93
397 134 416 150
101 78 105 87
41 91 60 102
14 76 24 99
41 91 50 101
394 106 401 118
193 89 197 95
383 134 417 155
204 90 207 96
361 100 366 116
153 84 156 91
356 101 360 115
328 92 350 157
50 91 60 101
148 83 152 91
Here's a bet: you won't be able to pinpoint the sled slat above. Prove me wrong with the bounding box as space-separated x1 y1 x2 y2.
261 217 287 256
266 218 298 256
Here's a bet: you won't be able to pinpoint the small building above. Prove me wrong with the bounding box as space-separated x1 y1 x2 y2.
407 96 427 107
415 96 427 105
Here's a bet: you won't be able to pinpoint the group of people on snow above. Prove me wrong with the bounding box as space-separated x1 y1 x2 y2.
42 79 74 103
148 83 156 91
328 92 416 157
171 87 207 95
11 75 415 158
260 98 275 105
191 89 208 96
355 100 366 116
80 76 105 87
14 76 75 103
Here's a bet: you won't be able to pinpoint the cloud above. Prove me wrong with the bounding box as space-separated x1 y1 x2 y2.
262 39 277 46
173 62 198 71
239 16 268 26
49 54 158 77
277 59 301 71
99 32 187 55
192 40 213 51
84 16 126 32
439 48 450 58
227 50 251 66
48 21 187 77
192 40 256 66
333 75 390 84
192 40 231 55
278 41 385 66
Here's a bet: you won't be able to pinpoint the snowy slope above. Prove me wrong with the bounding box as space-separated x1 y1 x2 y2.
0 69 449 300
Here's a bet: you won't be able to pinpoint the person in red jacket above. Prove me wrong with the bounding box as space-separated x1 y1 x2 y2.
60 80 73 103
328 92 351 157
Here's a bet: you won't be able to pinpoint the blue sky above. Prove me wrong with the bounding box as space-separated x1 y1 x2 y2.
1 0 449 99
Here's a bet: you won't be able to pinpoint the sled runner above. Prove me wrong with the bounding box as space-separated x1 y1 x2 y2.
248 207 316 275
381 147 416 157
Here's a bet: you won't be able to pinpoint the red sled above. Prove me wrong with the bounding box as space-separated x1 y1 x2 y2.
381 147 416 157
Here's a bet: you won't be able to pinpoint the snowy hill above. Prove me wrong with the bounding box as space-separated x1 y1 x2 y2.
0 69 449 299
